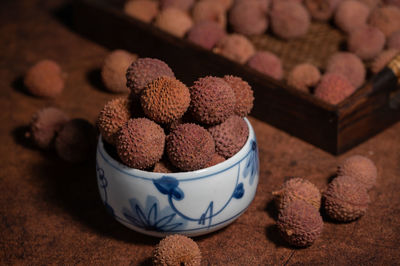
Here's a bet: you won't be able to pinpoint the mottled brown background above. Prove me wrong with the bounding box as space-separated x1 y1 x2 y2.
1 0 400 265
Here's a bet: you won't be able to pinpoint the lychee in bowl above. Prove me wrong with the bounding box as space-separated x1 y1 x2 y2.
95 118 259 237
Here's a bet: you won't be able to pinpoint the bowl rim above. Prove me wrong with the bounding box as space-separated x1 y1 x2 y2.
97 117 256 181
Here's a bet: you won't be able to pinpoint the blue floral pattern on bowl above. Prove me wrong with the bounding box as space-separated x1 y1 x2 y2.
95 118 259 237
122 196 187 232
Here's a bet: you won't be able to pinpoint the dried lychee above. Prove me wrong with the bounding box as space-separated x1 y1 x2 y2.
153 160 177 173
155 8 193 38
247 51 283 80
189 76 236 125
277 200 323 247
187 21 226 50
24 59 64 98
369 5 400 38
270 1 310 40
287 63 321 92
323 175 370 222
337 155 377 190
192 0 226 28
101 50 137 93
141 76 190 124
116 118 165 169
334 0 370 33
166 123 215 171
305 0 342 21
97 97 131 145
314 73 356 105
213 34 256 64
272 177 321 210
205 153 225 168
55 119 96 163
126 58 175 95
325 52 366 89
223 75 254 117
228 0 268 36
347 26 385 60
28 107 69 150
152 234 201 266
208 115 249 158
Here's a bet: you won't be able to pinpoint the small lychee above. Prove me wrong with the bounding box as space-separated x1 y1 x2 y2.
277 200 323 247
272 177 321 210
323 175 370 222
337 155 377 190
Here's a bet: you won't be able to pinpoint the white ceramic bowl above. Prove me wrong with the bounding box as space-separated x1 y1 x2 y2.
95 118 259 237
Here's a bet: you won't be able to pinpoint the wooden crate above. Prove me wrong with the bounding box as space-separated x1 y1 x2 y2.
72 0 400 154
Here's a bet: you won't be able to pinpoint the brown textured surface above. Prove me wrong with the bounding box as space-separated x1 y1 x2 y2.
1 0 400 264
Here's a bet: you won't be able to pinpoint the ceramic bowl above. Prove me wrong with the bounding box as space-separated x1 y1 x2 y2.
95 118 259 237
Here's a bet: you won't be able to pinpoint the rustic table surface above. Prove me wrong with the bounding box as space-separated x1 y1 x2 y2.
1 0 400 265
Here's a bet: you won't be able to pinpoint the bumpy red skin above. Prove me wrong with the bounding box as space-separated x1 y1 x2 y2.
187 21 226 50
304 0 342 21
334 0 370 34
213 34 256 64
55 119 96 163
277 200 323 247
152 235 201 266
369 6 400 38
126 58 174 95
189 76 236 125
337 155 378 190
29 107 69 149
140 76 190 124
388 31 400 50
229 0 268 36
325 52 366 89
223 75 254 117
323 175 370 222
153 160 177 173
347 26 385 60
192 0 226 29
273 177 321 210
24 59 64 98
166 123 215 171
270 1 311 40
155 8 193 38
247 51 283 80
101 50 137 93
97 97 131 146
315 73 356 105
208 115 249 158
287 63 321 92
205 153 225 168
116 118 165 170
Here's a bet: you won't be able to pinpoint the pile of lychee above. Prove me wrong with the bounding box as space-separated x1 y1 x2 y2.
123 0 400 106
21 58 96 163
26 107 96 163
97 57 254 172
272 155 377 247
